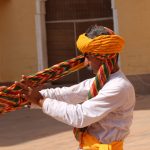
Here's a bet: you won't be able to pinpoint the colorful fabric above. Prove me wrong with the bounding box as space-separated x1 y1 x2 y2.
80 132 123 150
0 55 85 114
76 34 124 54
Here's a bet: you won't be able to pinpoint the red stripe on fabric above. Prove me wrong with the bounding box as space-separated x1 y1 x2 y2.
99 66 105 86
0 98 16 105
92 80 98 97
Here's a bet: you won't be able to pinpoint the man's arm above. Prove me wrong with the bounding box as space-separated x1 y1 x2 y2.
15 77 130 128
40 78 94 104
15 76 94 105
41 85 127 128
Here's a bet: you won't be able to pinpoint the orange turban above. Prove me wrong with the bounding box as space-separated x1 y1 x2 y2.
76 33 125 54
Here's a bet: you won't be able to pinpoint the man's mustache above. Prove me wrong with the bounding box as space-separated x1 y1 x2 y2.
87 65 92 71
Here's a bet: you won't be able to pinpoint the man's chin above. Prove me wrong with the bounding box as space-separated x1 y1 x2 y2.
86 66 96 74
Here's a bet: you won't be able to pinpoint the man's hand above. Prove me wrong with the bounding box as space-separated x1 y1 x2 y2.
15 75 44 107
0 86 7 91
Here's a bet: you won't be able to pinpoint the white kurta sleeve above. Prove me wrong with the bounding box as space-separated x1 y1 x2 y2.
40 78 94 104
42 84 126 128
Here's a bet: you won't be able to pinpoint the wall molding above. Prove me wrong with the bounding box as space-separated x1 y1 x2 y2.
111 0 121 65
111 0 119 34
35 0 48 71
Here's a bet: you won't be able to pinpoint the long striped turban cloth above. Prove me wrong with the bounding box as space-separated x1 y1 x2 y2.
0 56 85 114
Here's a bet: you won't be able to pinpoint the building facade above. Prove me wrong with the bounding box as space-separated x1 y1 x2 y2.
0 0 150 93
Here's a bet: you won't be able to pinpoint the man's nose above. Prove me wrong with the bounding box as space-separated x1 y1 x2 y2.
84 58 89 66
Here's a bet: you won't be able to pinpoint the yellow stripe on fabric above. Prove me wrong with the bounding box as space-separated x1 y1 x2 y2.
69 62 85 72
83 144 112 150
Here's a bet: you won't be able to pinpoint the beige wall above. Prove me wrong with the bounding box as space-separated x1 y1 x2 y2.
0 0 38 82
1 0 150 82
115 0 150 75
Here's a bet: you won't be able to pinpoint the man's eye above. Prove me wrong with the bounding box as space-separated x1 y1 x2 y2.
84 53 87 57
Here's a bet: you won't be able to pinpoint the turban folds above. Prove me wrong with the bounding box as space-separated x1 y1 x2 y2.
76 33 125 54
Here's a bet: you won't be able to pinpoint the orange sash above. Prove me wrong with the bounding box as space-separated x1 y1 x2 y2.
79 132 123 150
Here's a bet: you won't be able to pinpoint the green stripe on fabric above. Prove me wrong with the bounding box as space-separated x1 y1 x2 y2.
103 63 110 79
95 75 101 91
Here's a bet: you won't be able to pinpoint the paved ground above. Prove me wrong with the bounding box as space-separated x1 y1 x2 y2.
0 94 150 150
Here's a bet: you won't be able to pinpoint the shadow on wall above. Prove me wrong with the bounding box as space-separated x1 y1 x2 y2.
134 94 150 110
127 74 150 110
127 74 150 95
0 109 72 146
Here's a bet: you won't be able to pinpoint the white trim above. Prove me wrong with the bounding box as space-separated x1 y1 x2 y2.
111 0 121 65
35 0 48 71
111 0 119 34
111 0 121 67
73 22 80 83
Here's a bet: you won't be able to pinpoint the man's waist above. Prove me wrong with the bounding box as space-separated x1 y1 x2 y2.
87 127 128 144
79 132 123 150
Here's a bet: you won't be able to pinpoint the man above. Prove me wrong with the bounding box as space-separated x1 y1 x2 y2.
16 25 135 150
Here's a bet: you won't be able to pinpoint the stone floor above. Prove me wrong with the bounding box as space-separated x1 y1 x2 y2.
0 94 150 150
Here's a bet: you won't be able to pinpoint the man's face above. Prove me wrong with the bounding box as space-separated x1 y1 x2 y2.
84 54 103 74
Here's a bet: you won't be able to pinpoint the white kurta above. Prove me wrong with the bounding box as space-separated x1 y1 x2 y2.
40 70 135 143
